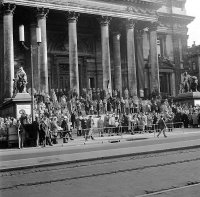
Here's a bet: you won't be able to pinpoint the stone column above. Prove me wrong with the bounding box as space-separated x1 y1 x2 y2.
170 72 176 96
30 23 40 91
136 29 145 97
67 12 79 96
113 32 122 94
126 19 137 97
2 3 16 99
149 22 160 95
198 55 200 81
99 16 112 96
0 18 4 101
37 8 49 94
173 34 182 95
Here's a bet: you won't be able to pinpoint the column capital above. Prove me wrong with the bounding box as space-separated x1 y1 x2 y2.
36 7 49 19
67 11 80 22
2 3 16 15
113 31 121 37
98 16 112 26
148 22 159 31
136 29 144 39
126 19 137 29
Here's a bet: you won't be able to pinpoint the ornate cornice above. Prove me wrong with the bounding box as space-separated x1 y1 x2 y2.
2 0 158 22
1 3 16 15
158 12 194 26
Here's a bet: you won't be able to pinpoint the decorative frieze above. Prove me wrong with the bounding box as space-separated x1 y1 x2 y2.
1 0 158 21
126 5 155 15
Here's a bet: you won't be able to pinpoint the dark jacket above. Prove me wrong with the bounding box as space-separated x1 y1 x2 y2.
61 120 68 131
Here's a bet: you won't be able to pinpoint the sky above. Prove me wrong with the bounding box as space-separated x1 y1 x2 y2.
185 0 200 46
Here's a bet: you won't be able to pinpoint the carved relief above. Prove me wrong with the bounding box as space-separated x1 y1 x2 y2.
126 6 155 15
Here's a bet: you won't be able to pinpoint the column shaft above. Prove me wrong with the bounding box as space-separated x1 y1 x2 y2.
113 33 122 94
37 8 49 94
198 56 200 81
30 24 40 91
149 23 160 95
68 12 79 96
136 30 145 97
3 4 15 98
127 20 137 97
0 21 3 101
100 16 112 96
170 72 176 96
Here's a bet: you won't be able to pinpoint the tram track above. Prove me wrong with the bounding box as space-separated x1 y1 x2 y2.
1 147 199 177
135 181 200 197
1 148 200 191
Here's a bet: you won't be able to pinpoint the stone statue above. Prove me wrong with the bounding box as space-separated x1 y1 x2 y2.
180 72 190 93
190 76 198 92
180 72 198 93
13 67 27 95
183 72 190 92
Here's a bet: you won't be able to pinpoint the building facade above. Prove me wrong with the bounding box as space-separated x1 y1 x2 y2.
187 43 200 81
0 0 194 102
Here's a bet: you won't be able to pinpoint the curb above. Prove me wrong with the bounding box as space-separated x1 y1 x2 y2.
1 143 200 172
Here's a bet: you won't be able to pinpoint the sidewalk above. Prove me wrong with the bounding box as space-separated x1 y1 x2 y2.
0 128 200 172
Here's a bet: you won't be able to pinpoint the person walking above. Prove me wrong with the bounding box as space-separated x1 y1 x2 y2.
85 116 95 141
157 115 167 138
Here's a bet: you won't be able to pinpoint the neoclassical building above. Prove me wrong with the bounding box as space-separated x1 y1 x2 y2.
0 0 194 102
187 43 200 80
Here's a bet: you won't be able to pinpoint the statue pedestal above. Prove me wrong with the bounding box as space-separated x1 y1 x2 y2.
175 92 200 106
0 93 32 118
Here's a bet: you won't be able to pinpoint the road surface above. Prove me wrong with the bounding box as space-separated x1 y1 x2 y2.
0 147 200 197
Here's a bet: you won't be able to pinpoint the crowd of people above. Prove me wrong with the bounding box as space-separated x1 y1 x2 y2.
1 88 200 148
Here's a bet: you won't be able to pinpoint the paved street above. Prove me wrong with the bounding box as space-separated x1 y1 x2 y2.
0 129 200 196
1 129 200 171
0 146 200 197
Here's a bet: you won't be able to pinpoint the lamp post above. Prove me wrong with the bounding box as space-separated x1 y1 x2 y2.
19 24 41 123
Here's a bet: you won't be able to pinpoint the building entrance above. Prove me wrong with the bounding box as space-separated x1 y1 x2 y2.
51 55 86 93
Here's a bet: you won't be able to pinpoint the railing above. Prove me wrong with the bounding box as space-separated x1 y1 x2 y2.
56 122 184 145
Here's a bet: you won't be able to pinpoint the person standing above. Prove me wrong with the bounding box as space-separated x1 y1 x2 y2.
157 115 167 138
61 116 74 143
16 119 23 149
40 116 53 147
97 116 104 137
17 111 28 149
